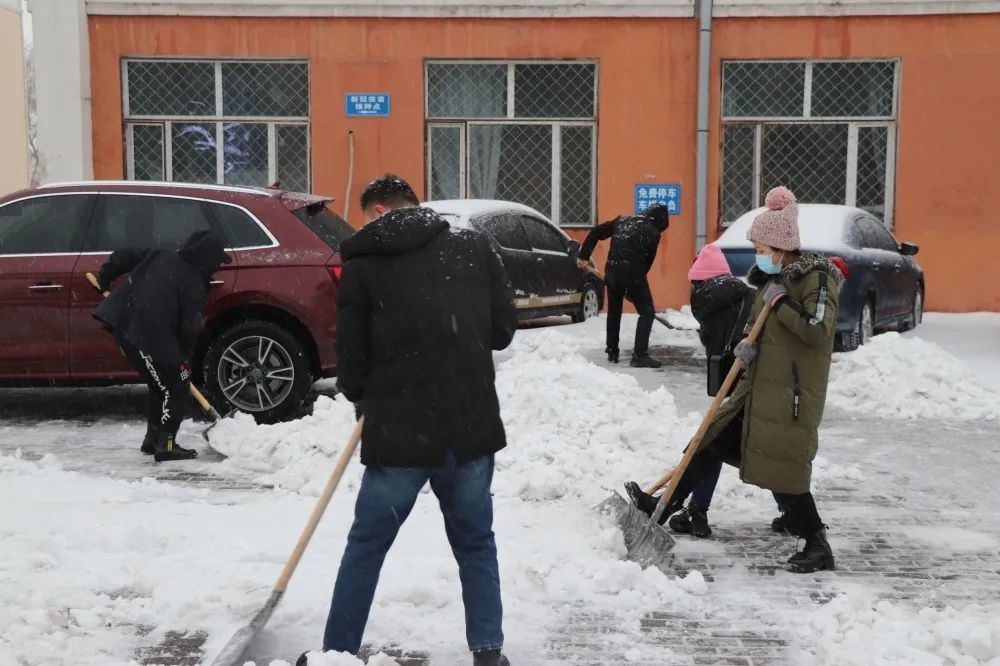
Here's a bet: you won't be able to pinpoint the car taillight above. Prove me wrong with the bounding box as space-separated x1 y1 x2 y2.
330 265 343 283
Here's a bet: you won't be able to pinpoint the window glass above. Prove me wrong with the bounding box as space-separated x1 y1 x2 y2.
862 217 899 252
212 204 272 249
0 195 93 255
477 214 531 251
88 195 214 251
521 216 566 253
292 204 355 252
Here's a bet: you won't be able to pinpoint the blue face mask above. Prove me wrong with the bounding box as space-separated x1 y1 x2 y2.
755 253 783 275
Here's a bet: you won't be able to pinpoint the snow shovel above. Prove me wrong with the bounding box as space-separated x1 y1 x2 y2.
84 272 231 439
577 263 677 330
603 301 774 569
212 417 364 666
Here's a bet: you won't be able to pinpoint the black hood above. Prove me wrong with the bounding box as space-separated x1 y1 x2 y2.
340 207 449 261
179 230 232 280
644 204 670 232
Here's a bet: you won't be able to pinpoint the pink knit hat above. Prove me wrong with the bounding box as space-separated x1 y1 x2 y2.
688 243 732 281
747 187 801 251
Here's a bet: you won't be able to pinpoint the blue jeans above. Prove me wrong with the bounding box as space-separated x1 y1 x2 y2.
690 458 722 509
323 452 503 655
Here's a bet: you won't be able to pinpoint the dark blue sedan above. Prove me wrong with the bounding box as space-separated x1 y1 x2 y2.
716 204 925 352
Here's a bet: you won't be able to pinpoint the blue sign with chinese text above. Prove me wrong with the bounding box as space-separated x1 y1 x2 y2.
346 93 391 117
635 183 681 217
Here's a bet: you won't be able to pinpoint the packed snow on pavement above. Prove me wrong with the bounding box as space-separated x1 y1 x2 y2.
2 314 1000 665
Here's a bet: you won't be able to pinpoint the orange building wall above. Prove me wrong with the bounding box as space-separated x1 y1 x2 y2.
708 14 1000 312
89 13 1000 312
88 15 699 311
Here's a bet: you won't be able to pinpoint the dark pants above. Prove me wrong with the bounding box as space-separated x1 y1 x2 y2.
323 452 503 655
120 340 189 441
671 414 824 535
606 274 655 355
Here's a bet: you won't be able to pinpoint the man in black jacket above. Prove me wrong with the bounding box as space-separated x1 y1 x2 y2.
93 230 231 462
577 203 670 368
312 175 517 666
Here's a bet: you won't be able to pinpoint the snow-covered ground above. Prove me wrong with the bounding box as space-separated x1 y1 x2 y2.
2 313 999 666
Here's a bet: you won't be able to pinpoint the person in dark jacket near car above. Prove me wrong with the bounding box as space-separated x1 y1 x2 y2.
305 175 517 666
625 187 843 574
576 204 671 368
92 230 231 462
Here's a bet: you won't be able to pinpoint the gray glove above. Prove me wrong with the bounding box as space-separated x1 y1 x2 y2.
762 282 788 307
734 339 757 367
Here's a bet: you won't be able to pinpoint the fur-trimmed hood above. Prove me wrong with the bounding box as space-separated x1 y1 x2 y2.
748 252 844 288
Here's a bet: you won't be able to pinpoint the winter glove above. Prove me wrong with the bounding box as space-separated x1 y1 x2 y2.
179 362 192 382
734 339 757 367
762 282 788 307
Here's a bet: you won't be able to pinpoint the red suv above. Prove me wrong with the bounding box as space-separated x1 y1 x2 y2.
0 181 354 422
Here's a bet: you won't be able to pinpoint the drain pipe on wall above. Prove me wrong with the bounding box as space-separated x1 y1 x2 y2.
695 0 714 252
344 130 355 222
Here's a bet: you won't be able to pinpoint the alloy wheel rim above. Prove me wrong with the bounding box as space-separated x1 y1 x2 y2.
217 335 295 412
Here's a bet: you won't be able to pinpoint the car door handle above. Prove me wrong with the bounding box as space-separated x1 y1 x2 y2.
28 282 63 291
210 280 225 287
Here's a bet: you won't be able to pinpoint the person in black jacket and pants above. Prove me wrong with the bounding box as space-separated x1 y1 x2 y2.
309 176 517 666
576 204 670 368
93 230 231 462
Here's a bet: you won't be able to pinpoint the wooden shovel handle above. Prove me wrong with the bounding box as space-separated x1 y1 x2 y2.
84 272 110 298
274 417 364 592
651 302 773 516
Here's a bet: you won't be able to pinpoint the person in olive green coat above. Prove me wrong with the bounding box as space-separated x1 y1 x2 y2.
625 186 843 574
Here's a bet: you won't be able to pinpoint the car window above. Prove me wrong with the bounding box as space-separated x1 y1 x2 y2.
87 195 215 251
292 204 355 251
859 216 898 252
521 215 567 253
212 203 273 249
0 195 94 255
476 213 531 252
844 220 865 249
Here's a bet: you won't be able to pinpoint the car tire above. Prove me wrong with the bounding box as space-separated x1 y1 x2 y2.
835 300 875 353
202 319 314 424
899 287 924 333
572 282 601 324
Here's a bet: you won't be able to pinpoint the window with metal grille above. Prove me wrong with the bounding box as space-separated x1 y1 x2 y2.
721 60 898 226
123 59 311 192
426 61 597 227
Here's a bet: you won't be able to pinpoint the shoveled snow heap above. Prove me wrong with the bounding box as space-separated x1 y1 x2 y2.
828 332 1000 420
209 328 702 503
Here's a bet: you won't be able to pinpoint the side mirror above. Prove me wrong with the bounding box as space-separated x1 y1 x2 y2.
567 239 581 257
899 242 919 256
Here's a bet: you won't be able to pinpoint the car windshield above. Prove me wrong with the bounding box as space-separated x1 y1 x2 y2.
292 203 356 251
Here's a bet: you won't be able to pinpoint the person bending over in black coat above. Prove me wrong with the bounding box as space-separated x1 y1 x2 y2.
576 204 670 368
303 175 517 666
93 230 231 462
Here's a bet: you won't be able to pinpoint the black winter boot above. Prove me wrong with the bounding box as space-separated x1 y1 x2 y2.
667 507 692 534
153 433 199 462
629 353 662 369
473 648 510 666
624 482 678 526
688 505 712 538
772 512 792 535
786 528 835 573
606 348 620 364
296 652 309 666
140 431 156 455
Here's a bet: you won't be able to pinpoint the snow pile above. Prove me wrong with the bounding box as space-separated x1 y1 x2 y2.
209 329 701 502
660 306 700 331
209 396 359 494
793 593 1000 665
828 333 1000 420
493 329 699 503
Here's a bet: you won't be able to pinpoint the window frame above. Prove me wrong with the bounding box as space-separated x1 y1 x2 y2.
425 60 599 228
122 58 311 190
720 58 900 228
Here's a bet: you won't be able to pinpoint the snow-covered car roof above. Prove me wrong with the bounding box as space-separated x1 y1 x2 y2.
717 203 862 251
423 199 552 228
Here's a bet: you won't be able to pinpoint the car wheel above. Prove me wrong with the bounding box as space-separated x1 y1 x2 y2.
572 283 601 323
899 288 924 332
835 300 874 353
202 319 314 424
